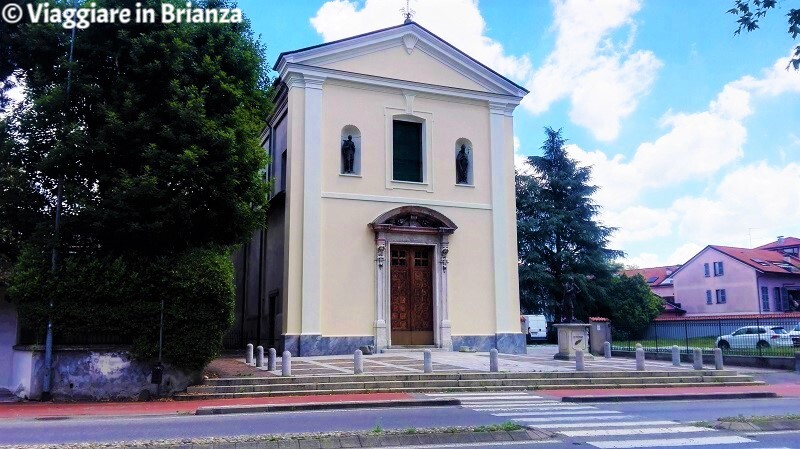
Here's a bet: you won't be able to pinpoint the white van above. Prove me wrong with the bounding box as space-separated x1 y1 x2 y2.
521 315 548 343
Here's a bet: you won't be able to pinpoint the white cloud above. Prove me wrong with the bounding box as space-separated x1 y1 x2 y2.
522 0 661 141
513 135 532 173
573 54 800 267
310 0 532 80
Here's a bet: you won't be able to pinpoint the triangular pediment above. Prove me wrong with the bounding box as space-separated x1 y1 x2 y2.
274 22 527 98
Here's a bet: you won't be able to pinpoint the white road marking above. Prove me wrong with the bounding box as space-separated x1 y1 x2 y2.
534 420 677 429
427 393 541 398
588 435 756 448
458 397 549 402
465 402 587 408
378 441 557 449
505 410 620 418
470 405 596 412
562 426 714 437
502 415 634 422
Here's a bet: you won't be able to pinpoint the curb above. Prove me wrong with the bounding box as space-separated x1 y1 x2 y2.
714 419 800 432
195 398 460 415
561 391 778 403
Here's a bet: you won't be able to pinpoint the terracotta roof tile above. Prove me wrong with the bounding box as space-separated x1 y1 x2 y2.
621 265 681 285
756 237 800 250
710 245 800 275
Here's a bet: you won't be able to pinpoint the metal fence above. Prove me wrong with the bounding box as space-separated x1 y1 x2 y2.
611 317 800 357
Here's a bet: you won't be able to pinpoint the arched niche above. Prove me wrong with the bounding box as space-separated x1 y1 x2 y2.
340 125 361 175
455 138 473 185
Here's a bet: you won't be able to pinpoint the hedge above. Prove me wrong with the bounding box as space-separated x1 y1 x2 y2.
9 245 235 371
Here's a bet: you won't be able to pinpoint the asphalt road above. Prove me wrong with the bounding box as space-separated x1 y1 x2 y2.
0 396 799 448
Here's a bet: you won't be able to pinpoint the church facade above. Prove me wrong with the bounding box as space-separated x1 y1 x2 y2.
232 21 528 356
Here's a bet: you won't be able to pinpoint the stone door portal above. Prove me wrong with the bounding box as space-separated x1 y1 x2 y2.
390 245 434 345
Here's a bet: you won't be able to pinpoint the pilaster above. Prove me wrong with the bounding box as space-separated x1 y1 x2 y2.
300 74 325 336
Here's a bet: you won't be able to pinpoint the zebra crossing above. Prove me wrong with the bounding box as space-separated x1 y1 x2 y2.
426 392 788 448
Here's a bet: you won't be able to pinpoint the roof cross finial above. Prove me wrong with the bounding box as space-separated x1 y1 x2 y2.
400 0 415 24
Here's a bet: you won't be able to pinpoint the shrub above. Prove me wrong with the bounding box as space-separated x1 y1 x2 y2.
9 245 234 371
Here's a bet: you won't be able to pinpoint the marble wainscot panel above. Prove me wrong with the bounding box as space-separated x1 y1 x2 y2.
452 334 526 354
299 336 375 356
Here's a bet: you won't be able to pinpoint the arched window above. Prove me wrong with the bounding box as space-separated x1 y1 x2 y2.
455 138 473 185
340 125 361 176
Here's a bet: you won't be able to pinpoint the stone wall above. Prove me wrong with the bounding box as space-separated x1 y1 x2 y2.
10 346 199 401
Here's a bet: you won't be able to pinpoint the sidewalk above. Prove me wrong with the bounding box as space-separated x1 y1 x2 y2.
0 392 410 420
2 382 797 420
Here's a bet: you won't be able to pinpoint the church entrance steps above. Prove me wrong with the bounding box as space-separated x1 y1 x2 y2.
175 370 763 400
381 346 450 353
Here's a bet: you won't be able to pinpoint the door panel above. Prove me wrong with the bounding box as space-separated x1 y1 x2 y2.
390 245 434 346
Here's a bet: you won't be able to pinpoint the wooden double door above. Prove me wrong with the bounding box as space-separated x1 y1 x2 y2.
390 245 434 346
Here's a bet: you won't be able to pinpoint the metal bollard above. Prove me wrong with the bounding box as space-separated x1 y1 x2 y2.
714 348 723 370
282 351 292 376
268 348 277 371
635 348 645 371
575 350 585 371
256 346 264 368
672 345 680 366
603 341 611 359
354 349 364 374
423 349 433 373
489 348 499 372
693 348 703 370
245 343 253 365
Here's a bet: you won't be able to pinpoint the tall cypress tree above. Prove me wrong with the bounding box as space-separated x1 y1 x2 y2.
516 127 622 322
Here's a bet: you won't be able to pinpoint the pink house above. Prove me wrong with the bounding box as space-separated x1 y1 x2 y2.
671 237 800 315
622 265 685 317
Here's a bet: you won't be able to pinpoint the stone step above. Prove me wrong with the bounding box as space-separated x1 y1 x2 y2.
188 375 757 394
175 379 765 401
203 369 743 386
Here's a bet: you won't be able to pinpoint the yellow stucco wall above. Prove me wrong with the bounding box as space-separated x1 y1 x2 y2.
320 44 491 93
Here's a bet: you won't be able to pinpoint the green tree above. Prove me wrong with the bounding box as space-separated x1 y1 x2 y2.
1 0 272 370
595 274 663 339
729 0 800 69
516 127 622 322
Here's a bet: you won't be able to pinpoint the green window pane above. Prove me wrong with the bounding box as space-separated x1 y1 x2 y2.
393 120 422 182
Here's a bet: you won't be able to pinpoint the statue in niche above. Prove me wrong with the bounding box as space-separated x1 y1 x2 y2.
456 144 470 184
341 135 356 174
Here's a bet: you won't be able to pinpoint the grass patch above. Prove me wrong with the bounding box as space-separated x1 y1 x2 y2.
474 422 523 432
719 414 800 424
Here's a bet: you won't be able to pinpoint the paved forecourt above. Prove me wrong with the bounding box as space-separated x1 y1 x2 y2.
232 345 779 377
427 391 791 448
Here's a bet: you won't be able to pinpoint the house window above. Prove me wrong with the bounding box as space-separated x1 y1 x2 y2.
704 263 710 277
392 120 423 182
761 286 770 311
713 261 724 276
775 287 783 311
716 289 727 304
706 290 712 305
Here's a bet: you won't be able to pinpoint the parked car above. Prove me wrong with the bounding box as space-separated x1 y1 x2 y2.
716 326 792 349
521 315 548 344
788 324 800 347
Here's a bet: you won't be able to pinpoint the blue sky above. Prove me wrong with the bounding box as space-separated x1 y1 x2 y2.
241 0 800 268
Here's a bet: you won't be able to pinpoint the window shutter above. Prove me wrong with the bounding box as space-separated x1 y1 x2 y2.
704 263 710 277
392 121 423 182
706 290 712 305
